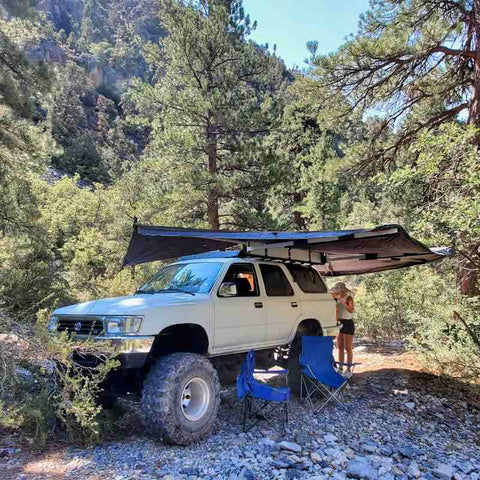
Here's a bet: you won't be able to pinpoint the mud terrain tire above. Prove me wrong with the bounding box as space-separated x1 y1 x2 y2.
141 353 220 445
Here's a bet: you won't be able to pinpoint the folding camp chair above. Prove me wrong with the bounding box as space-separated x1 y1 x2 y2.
299 336 359 412
237 350 290 435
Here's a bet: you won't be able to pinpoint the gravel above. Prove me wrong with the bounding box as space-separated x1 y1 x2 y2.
1 344 479 480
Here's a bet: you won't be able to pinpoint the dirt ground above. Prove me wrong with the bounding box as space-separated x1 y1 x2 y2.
1 341 479 480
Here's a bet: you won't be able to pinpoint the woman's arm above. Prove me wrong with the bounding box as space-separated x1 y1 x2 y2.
338 295 354 314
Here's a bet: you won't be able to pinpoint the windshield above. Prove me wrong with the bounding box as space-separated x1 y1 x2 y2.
137 262 222 295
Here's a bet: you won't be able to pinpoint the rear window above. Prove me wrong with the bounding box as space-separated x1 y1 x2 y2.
286 264 327 293
259 264 294 296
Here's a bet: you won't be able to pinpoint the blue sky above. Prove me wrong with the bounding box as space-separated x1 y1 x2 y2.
243 0 370 69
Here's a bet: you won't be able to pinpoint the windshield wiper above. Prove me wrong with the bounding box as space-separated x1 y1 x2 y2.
135 288 195 296
157 288 196 296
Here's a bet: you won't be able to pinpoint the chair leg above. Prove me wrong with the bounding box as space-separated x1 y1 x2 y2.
243 397 250 432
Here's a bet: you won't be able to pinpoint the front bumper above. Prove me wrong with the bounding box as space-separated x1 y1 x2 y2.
103 335 155 354
323 325 341 337
108 336 155 368
72 335 155 369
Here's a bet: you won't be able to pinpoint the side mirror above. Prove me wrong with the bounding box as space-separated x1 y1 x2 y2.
218 282 238 297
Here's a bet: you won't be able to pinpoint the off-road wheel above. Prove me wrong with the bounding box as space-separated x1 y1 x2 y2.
141 352 220 445
287 325 323 395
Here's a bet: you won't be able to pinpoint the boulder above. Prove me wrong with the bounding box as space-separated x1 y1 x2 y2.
346 459 378 479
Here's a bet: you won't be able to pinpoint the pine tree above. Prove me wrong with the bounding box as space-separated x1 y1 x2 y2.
316 0 480 157
313 0 480 295
128 0 288 229
0 0 51 232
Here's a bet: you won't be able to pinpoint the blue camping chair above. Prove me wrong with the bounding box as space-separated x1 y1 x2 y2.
237 350 290 434
300 336 359 412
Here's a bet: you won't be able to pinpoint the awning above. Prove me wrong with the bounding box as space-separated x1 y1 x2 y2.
122 224 452 276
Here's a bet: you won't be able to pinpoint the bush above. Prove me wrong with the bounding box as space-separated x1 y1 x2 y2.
335 264 480 381
0 310 120 448
351 265 455 340
410 296 480 381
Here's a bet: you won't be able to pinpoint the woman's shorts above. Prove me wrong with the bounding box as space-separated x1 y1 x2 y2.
339 319 355 335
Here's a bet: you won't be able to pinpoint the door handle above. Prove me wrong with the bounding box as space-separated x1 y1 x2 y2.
254 302 263 308
291 302 298 308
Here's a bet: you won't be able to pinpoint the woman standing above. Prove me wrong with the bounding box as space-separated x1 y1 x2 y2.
331 282 355 375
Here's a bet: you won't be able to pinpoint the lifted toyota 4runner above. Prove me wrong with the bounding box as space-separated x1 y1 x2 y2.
49 253 339 444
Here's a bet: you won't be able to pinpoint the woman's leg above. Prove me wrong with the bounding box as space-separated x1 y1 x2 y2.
344 334 354 371
337 332 345 366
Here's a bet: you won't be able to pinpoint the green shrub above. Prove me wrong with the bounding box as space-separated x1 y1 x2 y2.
333 264 480 381
0 311 120 448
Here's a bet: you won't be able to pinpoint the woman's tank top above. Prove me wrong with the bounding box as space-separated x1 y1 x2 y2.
338 296 353 319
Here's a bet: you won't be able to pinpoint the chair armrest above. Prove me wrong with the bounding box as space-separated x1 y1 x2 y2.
254 369 289 375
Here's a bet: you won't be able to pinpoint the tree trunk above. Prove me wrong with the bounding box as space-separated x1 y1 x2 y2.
469 0 480 127
459 0 480 296
456 233 480 296
292 192 306 230
206 123 220 230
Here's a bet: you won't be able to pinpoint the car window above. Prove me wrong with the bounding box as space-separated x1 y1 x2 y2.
286 264 327 293
139 262 222 294
259 264 294 296
220 263 259 297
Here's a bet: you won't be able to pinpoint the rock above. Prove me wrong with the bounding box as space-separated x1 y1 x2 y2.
239 468 255 480
279 442 302 453
367 455 393 471
380 446 393 456
259 437 276 447
294 431 309 445
404 402 416 410
287 454 301 463
408 462 421 478
457 462 474 475
433 464 455 479
398 446 417 459
310 452 321 463
363 443 377 454
324 433 338 443
286 470 302 479
326 447 348 465
345 447 356 459
346 459 378 479
271 460 293 469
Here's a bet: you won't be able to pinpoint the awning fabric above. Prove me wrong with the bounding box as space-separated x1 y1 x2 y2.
122 224 452 276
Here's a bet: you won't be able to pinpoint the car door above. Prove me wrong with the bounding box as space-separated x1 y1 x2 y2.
213 262 267 352
258 263 302 345
286 264 334 332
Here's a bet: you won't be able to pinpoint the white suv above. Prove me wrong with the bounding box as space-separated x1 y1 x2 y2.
49 252 339 444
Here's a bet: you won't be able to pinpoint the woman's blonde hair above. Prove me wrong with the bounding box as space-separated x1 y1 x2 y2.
330 281 353 297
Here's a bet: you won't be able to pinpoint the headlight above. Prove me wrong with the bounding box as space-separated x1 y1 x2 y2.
48 315 59 332
106 316 143 335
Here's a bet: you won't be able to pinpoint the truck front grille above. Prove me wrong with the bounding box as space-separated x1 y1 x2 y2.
57 317 104 336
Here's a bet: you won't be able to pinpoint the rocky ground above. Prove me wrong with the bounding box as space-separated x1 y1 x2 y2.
1 342 479 480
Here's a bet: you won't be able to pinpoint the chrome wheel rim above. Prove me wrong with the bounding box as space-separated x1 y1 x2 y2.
181 377 210 422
